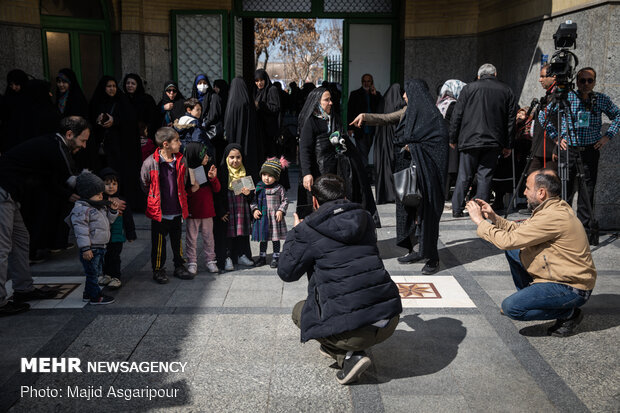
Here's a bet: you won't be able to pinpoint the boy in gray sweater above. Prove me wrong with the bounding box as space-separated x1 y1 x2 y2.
69 171 119 304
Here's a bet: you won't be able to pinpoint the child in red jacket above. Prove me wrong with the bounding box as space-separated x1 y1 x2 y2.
184 142 221 274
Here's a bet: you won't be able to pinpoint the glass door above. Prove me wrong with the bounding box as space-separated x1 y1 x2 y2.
43 30 104 99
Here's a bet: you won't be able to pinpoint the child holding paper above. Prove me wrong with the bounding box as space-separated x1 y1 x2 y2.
184 142 220 274
214 143 255 270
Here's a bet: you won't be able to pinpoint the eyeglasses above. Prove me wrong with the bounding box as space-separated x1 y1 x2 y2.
578 78 595 84
165 89 177 93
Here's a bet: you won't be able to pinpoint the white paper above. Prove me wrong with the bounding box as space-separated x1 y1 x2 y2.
191 167 208 185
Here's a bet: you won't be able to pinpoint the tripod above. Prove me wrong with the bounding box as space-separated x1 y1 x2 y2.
505 86 599 245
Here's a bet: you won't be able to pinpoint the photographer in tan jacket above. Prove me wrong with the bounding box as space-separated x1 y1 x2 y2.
467 169 596 337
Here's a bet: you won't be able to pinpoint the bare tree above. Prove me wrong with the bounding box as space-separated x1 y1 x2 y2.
279 19 326 84
254 18 286 70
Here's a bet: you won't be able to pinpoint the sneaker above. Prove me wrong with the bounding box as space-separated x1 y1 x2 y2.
270 257 279 268
98 275 112 286
82 292 90 302
0 301 30 316
421 259 440 275
548 308 584 337
107 278 122 289
319 345 332 359
12 287 59 302
397 252 422 264
174 265 195 280
89 295 115 305
224 257 234 271
153 269 169 284
254 256 267 267
336 352 372 385
206 261 219 273
187 262 198 275
238 255 255 267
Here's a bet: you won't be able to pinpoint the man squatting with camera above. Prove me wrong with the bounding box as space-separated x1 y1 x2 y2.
277 174 402 384
539 67 620 242
467 169 596 336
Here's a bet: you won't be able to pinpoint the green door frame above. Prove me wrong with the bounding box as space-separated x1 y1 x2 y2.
170 10 230 83
40 1 113 86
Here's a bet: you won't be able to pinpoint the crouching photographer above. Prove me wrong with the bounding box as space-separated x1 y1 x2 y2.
467 169 596 337
277 174 402 384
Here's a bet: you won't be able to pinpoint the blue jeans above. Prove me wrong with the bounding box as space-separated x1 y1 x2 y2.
501 250 589 321
79 248 105 299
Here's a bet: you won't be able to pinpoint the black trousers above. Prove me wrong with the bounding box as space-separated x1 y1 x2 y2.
354 131 373 168
104 242 123 278
452 148 501 212
564 145 599 230
151 216 185 271
227 236 252 263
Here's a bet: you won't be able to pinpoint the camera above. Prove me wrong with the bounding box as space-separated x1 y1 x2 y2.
548 21 579 87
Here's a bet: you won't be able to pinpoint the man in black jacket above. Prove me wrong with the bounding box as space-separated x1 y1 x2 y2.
347 74 382 168
278 174 402 384
450 63 517 217
0 116 89 316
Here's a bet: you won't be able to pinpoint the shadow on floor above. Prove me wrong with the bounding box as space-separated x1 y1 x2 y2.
518 294 620 337
361 314 467 384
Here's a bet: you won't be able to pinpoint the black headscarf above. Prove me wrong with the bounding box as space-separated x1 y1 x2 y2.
224 78 259 178
253 69 272 104
183 142 206 169
298 87 338 135
191 73 213 104
213 79 229 113
157 80 185 125
122 73 157 134
5 69 30 96
13 79 60 144
56 68 88 117
393 79 449 259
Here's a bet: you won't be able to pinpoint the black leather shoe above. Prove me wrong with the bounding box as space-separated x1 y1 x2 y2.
270 257 279 268
254 256 267 267
452 211 466 218
548 308 584 337
0 301 30 316
421 259 440 275
397 252 423 264
174 265 195 280
153 269 169 284
12 287 59 302
336 352 371 385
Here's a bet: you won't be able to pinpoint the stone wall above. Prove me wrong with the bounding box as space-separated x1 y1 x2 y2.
404 3 620 229
0 24 44 90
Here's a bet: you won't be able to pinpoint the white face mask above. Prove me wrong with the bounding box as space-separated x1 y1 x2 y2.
197 84 208 93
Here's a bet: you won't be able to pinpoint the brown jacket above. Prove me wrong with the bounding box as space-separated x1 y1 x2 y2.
477 197 596 290
363 107 406 126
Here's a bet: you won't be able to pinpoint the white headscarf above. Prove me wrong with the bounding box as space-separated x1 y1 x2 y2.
436 79 467 118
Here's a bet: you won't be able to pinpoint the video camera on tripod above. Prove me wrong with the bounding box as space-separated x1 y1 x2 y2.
549 21 579 96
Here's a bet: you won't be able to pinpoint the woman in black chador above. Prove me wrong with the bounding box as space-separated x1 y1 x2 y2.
297 87 380 227
122 73 158 137
373 83 405 204
89 76 143 210
253 69 289 188
157 80 185 126
393 80 449 274
224 77 260 178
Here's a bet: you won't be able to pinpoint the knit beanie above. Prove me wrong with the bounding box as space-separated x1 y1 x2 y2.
259 157 289 181
76 170 105 200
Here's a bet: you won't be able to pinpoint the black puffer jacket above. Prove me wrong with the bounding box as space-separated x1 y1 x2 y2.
278 199 402 342
449 74 517 150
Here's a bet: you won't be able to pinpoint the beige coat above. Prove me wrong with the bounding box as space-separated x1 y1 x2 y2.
477 197 596 290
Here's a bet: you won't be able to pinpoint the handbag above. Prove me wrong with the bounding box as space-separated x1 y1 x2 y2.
393 155 422 208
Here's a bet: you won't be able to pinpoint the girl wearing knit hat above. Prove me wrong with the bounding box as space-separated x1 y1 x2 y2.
250 157 289 268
